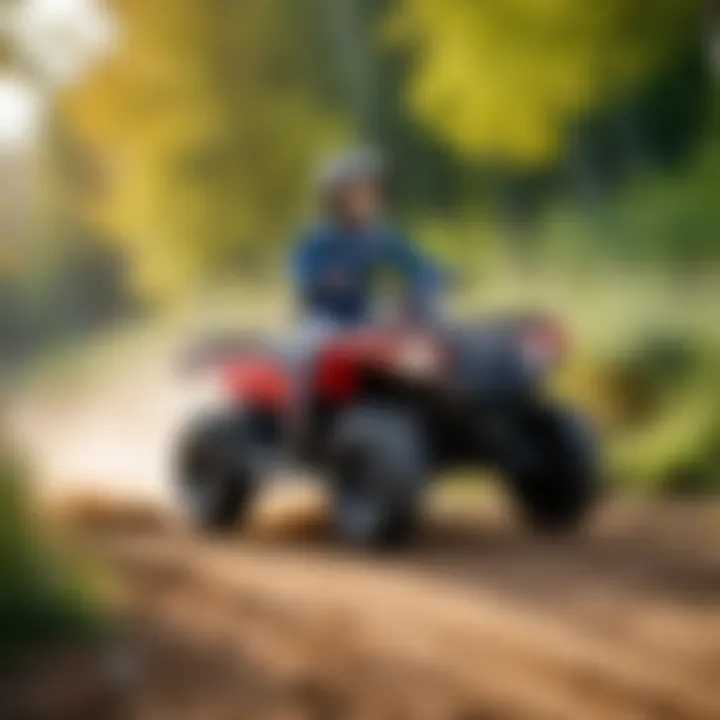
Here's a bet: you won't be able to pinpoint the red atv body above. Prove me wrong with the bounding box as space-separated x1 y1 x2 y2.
175 317 597 548
219 328 445 408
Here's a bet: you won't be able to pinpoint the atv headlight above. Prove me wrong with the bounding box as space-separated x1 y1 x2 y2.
395 337 442 378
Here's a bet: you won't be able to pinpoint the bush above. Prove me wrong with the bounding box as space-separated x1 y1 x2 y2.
557 328 720 494
0 445 95 663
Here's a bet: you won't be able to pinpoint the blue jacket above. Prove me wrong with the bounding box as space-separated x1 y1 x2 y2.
290 221 444 325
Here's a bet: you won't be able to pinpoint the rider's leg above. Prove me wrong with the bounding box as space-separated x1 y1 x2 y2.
286 316 339 452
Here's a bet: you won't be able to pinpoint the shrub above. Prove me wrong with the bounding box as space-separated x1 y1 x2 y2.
0 445 95 662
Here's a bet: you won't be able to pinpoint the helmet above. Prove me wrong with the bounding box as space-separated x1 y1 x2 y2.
315 146 385 198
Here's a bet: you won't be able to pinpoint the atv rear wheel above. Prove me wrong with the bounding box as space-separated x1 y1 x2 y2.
175 412 256 532
329 406 427 549
506 405 599 533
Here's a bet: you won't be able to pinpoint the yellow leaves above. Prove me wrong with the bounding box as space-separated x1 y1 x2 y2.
386 0 699 166
57 0 340 304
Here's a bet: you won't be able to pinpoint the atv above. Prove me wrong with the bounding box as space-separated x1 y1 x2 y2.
174 312 599 547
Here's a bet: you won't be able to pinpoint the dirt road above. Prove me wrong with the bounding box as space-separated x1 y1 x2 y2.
7 314 720 718
25 491 719 720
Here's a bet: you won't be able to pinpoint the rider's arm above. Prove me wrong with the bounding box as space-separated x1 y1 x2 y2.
382 229 447 307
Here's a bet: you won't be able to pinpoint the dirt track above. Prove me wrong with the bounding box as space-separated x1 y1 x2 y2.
7 314 720 718
24 491 718 720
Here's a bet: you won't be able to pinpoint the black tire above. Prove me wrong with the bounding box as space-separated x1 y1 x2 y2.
329 406 427 549
506 405 599 532
175 412 256 532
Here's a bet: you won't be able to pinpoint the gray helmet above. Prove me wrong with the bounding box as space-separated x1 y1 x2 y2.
315 146 385 198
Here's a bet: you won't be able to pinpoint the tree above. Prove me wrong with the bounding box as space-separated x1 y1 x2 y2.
386 0 702 167
61 0 341 301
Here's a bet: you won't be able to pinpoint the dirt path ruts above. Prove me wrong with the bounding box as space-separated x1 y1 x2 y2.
58 497 720 720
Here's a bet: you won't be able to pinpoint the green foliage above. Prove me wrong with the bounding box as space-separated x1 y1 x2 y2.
526 94 720 265
602 108 720 263
609 368 720 495
0 446 94 662
61 0 344 301
553 309 720 493
386 0 701 165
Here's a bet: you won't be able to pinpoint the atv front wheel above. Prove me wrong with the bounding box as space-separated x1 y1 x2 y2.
329 406 427 549
506 405 599 532
175 412 256 532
